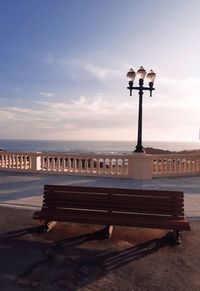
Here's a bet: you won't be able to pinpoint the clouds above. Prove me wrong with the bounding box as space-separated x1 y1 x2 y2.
0 95 135 140
40 91 55 97
158 77 200 99
44 52 126 82
0 72 199 141
84 63 122 81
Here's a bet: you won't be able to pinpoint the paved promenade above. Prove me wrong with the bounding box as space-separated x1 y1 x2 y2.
0 171 200 219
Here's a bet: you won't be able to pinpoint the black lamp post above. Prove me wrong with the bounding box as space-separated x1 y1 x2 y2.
126 66 156 153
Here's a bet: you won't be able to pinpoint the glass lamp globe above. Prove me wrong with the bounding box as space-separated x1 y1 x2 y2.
146 70 156 82
137 66 146 80
126 68 136 82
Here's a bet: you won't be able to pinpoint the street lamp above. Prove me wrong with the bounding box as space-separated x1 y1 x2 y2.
126 66 156 153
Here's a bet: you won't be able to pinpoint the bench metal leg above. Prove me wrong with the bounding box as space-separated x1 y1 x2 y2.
43 220 57 232
172 230 181 244
102 225 113 238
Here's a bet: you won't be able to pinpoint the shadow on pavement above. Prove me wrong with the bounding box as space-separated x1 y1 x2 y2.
0 224 176 290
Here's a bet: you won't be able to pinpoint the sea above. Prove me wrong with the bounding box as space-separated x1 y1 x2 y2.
0 139 199 153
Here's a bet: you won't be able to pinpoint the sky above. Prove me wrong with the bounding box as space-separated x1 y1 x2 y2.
0 0 200 142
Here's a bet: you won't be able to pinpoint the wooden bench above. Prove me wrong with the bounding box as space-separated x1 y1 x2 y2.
33 185 190 243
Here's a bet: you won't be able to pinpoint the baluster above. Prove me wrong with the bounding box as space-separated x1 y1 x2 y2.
15 155 18 168
187 159 191 173
99 159 103 174
5 154 7 167
102 159 106 174
96 159 100 174
4 154 6 167
69 158 73 172
80 159 84 172
172 159 176 173
60 157 64 171
64 158 67 172
176 159 179 173
48 157 51 171
73 158 78 173
111 159 116 174
160 159 164 173
2 154 4 167
120 159 124 175
41 156 44 170
5 154 8 168
124 159 128 175
196 158 199 172
181 158 185 173
192 159 195 172
154 159 158 174
167 159 171 173
107 159 111 174
23 156 27 169
12 155 15 168
45 156 48 171
57 157 61 171
159 159 162 173
52 157 56 171
77 158 81 172
7 155 9 168
91 159 94 173
85 159 89 173
19 155 23 170
197 158 200 172
8 155 11 168
164 159 167 173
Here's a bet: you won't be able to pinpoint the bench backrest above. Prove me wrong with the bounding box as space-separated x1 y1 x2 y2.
42 185 185 219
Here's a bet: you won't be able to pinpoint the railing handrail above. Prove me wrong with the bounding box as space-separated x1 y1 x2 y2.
153 153 200 158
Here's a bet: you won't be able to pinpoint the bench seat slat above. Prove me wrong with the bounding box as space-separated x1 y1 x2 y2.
43 195 184 209
42 201 184 216
43 196 184 207
44 192 108 202
44 185 183 198
43 192 184 203
36 208 185 221
33 209 190 231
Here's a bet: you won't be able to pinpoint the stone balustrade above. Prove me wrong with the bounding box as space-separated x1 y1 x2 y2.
39 152 130 178
152 154 200 177
0 150 200 179
0 152 34 171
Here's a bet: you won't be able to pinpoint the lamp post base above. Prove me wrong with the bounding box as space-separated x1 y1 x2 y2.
134 145 145 153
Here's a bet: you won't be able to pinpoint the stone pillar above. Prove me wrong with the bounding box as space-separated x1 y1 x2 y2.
31 154 41 171
128 153 153 180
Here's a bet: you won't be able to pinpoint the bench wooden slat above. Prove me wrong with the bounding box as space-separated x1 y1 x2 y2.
43 192 184 203
43 193 184 208
44 185 183 197
42 200 184 216
43 195 184 206
44 192 108 201
34 208 190 231
43 198 184 209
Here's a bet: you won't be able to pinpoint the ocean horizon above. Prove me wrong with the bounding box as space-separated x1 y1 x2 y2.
0 139 199 153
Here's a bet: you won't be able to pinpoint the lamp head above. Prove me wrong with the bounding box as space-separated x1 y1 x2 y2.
146 69 156 82
137 66 146 80
126 68 136 82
